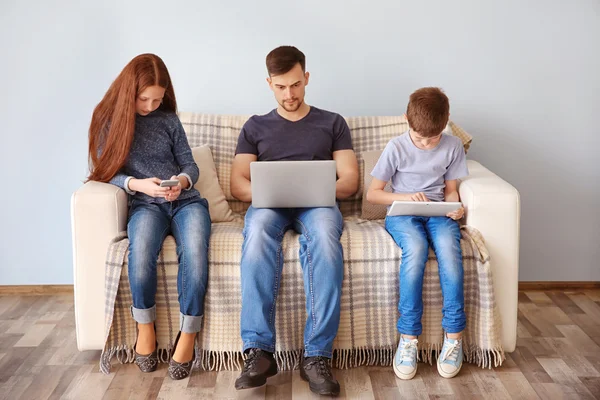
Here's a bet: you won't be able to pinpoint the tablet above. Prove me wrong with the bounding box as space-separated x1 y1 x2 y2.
387 201 462 217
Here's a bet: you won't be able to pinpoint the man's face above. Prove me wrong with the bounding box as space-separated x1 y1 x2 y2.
267 63 309 112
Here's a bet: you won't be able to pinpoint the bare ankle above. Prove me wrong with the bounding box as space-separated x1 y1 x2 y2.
446 332 462 340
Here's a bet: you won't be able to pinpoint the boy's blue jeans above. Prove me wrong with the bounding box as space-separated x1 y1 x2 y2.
385 215 466 336
240 205 344 358
127 197 211 334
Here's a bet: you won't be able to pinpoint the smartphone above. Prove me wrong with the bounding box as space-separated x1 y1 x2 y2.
159 179 180 188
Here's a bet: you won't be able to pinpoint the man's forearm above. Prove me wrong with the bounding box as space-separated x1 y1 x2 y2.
231 178 252 202
336 176 358 199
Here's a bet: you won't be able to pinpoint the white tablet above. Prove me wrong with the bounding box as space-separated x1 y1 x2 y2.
387 201 462 217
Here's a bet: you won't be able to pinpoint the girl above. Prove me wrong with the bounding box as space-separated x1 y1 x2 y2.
88 53 211 380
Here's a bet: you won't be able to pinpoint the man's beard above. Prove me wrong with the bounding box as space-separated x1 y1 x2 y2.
281 98 303 112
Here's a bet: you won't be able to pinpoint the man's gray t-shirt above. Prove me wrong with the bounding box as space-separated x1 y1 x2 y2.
235 107 353 160
370 131 468 202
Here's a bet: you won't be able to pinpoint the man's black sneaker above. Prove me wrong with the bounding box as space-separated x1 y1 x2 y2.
234 348 278 390
300 356 340 396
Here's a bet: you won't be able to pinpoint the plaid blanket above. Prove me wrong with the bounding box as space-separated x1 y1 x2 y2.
100 221 504 373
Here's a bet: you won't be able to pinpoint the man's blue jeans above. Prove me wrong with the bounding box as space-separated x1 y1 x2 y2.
127 197 211 333
240 205 344 358
385 216 466 336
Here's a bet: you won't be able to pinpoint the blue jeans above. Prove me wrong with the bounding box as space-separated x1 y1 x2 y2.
240 205 344 358
127 196 211 333
385 216 466 336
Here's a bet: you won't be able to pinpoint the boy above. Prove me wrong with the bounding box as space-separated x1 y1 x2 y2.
366 87 468 379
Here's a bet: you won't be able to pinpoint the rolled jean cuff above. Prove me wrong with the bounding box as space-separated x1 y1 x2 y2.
180 313 203 333
130 305 156 324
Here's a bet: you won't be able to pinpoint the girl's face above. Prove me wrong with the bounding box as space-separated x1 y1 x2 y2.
136 85 165 116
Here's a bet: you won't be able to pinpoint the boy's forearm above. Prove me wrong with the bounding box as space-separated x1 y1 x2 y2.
444 190 460 202
366 189 412 205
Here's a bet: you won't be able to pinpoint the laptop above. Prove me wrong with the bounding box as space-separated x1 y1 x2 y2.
250 160 337 208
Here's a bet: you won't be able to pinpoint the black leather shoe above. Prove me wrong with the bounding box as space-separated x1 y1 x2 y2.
300 356 340 396
235 348 278 389
134 324 158 373
168 331 195 380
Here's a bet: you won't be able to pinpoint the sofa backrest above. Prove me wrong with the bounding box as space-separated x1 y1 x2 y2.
178 112 472 217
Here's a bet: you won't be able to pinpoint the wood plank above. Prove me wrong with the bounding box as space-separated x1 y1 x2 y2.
547 291 585 315
368 367 401 400
445 363 483 399
524 292 554 307
62 364 117 399
508 346 553 384
556 325 600 355
418 362 454 397
13 322 56 347
579 377 600 399
568 293 600 322
537 358 596 399
496 371 540 399
469 366 511 399
265 370 293 400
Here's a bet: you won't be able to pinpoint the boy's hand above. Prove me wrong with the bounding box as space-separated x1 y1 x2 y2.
410 192 429 202
165 175 182 202
447 206 465 220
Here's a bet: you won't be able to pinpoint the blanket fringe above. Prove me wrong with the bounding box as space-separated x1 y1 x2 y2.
99 343 505 374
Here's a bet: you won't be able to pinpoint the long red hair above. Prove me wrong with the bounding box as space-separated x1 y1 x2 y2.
87 53 177 182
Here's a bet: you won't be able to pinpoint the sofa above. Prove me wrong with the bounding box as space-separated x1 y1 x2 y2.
71 113 520 366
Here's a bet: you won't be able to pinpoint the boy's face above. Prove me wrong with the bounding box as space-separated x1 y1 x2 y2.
409 130 443 150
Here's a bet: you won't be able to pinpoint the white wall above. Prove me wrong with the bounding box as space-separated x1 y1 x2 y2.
1 0 598 284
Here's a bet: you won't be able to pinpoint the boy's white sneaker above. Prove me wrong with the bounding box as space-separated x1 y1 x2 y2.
437 335 463 378
393 336 418 380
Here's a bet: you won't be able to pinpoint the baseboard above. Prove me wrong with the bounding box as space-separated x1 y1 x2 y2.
0 285 74 296
0 282 597 296
518 281 600 290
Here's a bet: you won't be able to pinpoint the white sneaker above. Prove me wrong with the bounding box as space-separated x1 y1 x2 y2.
437 334 463 378
393 336 418 380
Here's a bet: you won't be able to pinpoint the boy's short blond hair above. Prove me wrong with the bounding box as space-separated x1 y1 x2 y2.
406 87 450 137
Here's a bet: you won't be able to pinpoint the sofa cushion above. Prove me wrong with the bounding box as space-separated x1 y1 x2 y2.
191 145 235 222
361 149 391 220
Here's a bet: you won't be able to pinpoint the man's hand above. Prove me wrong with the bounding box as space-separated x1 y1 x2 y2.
447 206 465 220
409 192 429 202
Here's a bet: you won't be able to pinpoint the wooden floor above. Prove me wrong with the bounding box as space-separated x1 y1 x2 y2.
0 290 599 399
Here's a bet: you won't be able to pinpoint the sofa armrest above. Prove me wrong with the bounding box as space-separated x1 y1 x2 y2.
71 181 128 350
460 160 520 352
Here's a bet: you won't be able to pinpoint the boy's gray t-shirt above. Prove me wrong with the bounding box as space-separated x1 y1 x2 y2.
370 131 468 202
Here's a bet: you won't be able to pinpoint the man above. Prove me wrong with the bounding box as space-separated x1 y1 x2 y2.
231 45 358 396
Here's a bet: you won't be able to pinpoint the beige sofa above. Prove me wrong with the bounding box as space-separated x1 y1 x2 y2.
71 113 520 357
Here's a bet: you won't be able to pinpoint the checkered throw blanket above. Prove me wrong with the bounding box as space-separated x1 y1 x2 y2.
99 113 502 373
100 221 504 373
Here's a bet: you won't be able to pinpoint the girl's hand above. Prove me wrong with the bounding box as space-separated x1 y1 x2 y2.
129 177 169 198
447 206 465 220
164 175 182 202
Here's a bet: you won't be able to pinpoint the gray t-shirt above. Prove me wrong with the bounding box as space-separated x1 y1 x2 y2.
235 107 353 160
370 131 468 202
